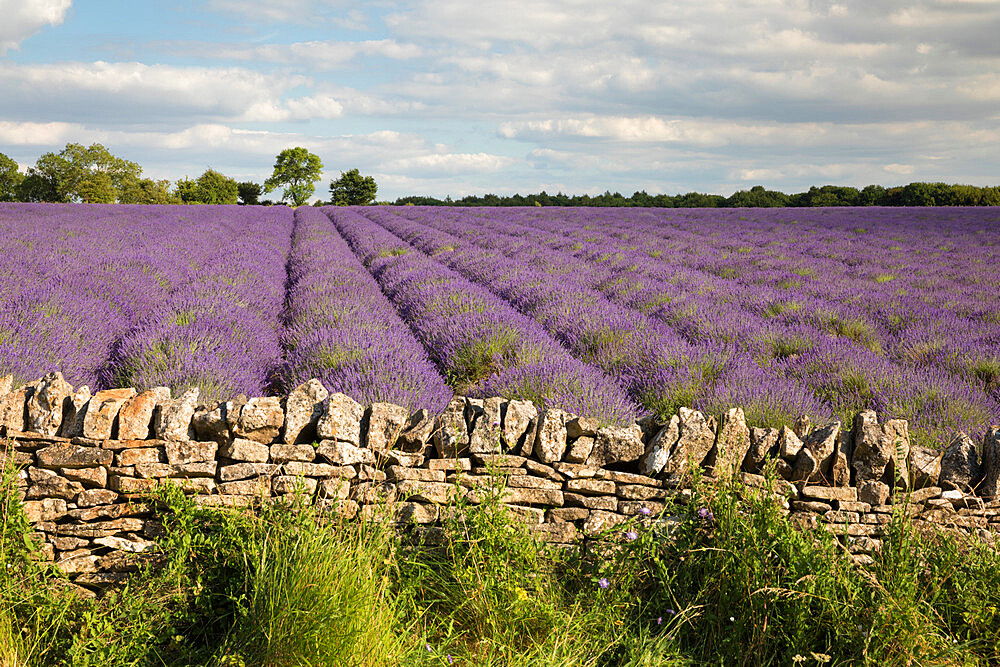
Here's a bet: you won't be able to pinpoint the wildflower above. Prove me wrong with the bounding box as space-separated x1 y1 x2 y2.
697 507 713 520
447 655 453 664
639 506 652 516
729 616 735 622
665 608 675 615
656 616 662 625
625 530 638 541
426 644 432 652
598 577 610 589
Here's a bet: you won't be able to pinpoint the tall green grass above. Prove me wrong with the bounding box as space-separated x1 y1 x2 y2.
2 441 999 666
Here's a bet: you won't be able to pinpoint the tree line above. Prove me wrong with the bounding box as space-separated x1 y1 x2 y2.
396 183 1000 208
0 144 377 207
2 143 997 208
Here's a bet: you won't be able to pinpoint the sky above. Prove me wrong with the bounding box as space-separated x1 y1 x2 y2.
0 0 998 201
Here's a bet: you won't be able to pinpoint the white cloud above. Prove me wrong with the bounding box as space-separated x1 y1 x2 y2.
382 152 517 175
0 0 71 54
0 61 302 122
0 120 77 145
209 39 422 69
204 0 364 27
3 0 1000 197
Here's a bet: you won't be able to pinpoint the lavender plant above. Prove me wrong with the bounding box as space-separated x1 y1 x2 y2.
325 207 636 424
279 207 452 410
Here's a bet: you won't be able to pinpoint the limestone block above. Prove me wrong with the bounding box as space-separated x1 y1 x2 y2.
82 388 136 440
59 386 92 438
640 414 680 477
27 372 74 436
939 432 981 493
743 427 779 473
218 438 270 463
283 378 329 444
434 397 469 458
366 402 410 453
234 396 283 444
979 427 1000 498
36 443 113 469
502 400 537 453
118 387 171 441
154 388 199 442
316 393 363 445
587 423 643 468
710 408 751 478
534 409 569 463
0 385 33 434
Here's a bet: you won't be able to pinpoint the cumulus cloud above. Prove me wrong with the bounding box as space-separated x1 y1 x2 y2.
0 0 71 54
381 152 516 175
0 61 304 124
200 39 422 69
2 0 1000 196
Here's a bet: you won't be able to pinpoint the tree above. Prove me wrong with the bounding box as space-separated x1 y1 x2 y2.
264 147 323 206
119 178 180 205
329 168 377 206
15 173 57 202
0 153 23 202
238 181 263 205
176 169 239 204
28 143 141 203
76 172 117 204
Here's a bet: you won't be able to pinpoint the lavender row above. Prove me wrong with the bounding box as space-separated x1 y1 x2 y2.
396 206 998 447
513 207 1000 437
366 206 830 428
104 205 293 401
278 207 452 411
323 207 636 424
0 204 205 389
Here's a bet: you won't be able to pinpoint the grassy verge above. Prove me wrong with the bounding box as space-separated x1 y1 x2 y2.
2 454 999 666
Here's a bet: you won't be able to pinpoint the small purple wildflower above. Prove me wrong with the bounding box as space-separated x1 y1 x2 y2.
639 506 652 516
598 577 610 589
656 616 663 625
447 655 453 664
697 507 713 520
666 608 675 615
426 644 432 652
625 530 638 541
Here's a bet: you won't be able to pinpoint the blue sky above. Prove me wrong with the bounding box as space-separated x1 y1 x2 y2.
1 0 998 200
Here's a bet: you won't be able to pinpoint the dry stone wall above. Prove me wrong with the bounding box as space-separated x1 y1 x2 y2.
3 371 1000 591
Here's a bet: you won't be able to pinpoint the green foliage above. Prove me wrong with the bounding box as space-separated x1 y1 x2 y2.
119 177 180 205
330 168 378 206
236 181 262 205
4 447 1000 666
26 143 143 203
393 182 1000 208
175 169 239 205
263 147 323 206
0 152 23 202
447 328 520 390
726 185 791 207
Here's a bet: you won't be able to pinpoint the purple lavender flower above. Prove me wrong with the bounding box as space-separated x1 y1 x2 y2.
598 577 610 589
625 530 638 541
697 507 714 520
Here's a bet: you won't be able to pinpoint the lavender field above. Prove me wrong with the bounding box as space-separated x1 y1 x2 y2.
1 202 998 449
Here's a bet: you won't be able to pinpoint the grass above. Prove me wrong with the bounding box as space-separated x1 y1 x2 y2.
3 444 1000 665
